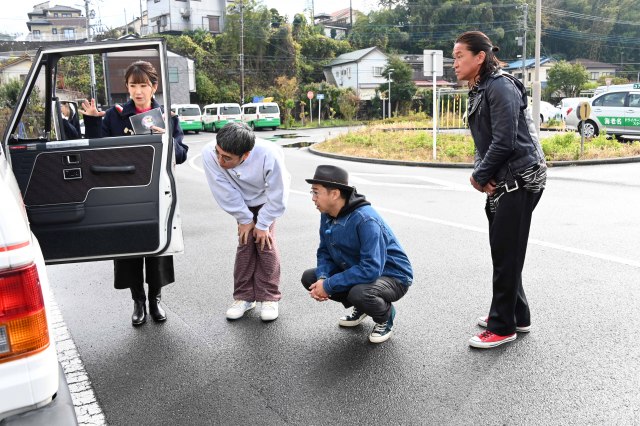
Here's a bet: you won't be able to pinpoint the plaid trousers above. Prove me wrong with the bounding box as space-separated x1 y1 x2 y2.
233 205 281 302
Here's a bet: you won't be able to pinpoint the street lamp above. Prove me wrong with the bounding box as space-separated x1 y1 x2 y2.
387 68 394 119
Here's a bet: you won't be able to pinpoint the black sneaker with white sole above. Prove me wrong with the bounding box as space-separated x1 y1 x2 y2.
369 305 396 344
338 307 367 327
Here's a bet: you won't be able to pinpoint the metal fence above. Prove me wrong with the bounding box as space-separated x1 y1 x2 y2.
437 89 468 129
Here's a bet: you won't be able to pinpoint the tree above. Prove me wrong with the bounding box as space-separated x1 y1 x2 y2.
273 76 298 127
337 90 360 121
378 56 416 115
0 79 24 108
546 61 589 97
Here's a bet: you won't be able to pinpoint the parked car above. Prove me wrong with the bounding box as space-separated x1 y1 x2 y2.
577 86 640 138
241 102 281 130
1 38 184 423
202 103 242 132
171 104 203 133
539 101 563 123
559 97 590 131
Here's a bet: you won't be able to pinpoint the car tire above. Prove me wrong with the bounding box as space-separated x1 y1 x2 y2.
579 120 599 138
250 122 256 131
540 114 545 124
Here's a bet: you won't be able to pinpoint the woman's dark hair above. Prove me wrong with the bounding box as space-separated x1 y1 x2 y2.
455 31 502 81
124 61 159 86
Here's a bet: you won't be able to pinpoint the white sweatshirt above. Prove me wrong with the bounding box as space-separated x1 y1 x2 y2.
202 138 290 230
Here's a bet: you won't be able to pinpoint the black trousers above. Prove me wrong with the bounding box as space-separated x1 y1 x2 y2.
114 256 175 301
485 189 543 336
301 268 408 323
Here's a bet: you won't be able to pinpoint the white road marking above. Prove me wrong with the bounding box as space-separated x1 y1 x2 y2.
289 189 640 269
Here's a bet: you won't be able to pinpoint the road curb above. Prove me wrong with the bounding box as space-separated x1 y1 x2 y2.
307 145 640 168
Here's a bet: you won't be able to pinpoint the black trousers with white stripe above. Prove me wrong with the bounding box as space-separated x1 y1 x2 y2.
484 188 543 336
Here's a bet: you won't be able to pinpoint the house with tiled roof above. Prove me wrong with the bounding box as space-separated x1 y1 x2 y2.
503 57 555 86
323 47 389 100
0 54 33 85
315 8 364 40
26 1 86 42
569 59 619 81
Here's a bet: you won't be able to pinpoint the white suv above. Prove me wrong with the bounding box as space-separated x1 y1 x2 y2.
1 38 183 423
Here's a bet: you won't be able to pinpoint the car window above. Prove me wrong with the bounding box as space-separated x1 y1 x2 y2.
179 107 200 116
259 105 278 114
593 92 627 107
245 107 256 114
629 94 640 108
222 106 240 114
4 64 48 142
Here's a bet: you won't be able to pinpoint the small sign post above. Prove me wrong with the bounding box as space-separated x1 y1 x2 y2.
307 91 314 126
424 50 444 159
317 94 325 126
576 101 592 156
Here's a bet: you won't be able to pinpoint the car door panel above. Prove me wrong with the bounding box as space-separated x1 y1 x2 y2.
9 135 163 262
2 39 183 264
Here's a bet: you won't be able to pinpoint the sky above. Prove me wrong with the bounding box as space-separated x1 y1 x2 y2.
1 0 379 36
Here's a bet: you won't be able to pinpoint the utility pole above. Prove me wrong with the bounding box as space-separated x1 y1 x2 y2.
85 0 96 101
240 0 244 104
387 68 394 119
139 0 144 35
522 4 528 86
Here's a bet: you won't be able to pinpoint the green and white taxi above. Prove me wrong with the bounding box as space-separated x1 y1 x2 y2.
579 83 640 138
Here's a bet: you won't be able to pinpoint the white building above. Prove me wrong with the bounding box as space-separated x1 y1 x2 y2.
145 0 227 35
323 47 389 100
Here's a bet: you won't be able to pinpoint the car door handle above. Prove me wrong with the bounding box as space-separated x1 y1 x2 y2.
90 165 136 174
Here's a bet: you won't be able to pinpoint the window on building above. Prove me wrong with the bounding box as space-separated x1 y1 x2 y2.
54 13 59 17
62 13 71 17
52 28 58 34
208 15 220 32
373 66 383 77
168 67 179 83
63 28 75 39
32 30 41 39
590 72 599 80
347 68 351 78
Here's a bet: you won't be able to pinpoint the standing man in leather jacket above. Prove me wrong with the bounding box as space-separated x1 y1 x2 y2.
453 31 547 349
302 165 413 344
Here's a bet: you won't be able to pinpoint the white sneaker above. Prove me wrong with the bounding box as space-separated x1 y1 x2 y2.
260 301 279 321
226 300 256 320
477 316 531 333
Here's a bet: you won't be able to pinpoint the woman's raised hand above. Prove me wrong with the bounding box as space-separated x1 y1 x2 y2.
79 99 106 117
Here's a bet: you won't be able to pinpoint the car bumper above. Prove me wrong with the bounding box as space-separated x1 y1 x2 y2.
179 122 202 130
2 363 78 426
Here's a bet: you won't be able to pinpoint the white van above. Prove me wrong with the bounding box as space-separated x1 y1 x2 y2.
171 104 203 133
202 103 242 132
241 102 281 130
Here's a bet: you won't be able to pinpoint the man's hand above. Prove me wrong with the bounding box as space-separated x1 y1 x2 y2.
253 227 272 251
78 98 106 118
238 222 255 245
470 175 497 195
309 280 329 302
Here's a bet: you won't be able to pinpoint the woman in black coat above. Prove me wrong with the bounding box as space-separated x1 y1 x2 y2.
81 60 188 326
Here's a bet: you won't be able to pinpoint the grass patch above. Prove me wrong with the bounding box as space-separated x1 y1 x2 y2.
314 126 640 163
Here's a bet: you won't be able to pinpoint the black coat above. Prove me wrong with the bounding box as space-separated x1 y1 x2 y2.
84 99 188 164
467 71 544 186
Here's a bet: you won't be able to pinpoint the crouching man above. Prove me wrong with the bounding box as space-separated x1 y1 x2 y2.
302 165 413 343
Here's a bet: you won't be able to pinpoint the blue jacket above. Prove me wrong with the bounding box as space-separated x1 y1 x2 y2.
316 192 413 295
84 99 188 164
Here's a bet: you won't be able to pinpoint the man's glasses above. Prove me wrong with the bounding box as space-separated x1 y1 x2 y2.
214 146 237 163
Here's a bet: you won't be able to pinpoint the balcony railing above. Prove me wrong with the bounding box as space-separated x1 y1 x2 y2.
26 31 88 42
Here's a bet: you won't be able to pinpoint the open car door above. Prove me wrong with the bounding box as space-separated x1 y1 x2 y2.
2 39 183 264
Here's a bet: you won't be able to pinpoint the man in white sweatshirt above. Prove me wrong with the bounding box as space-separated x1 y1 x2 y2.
203 122 290 321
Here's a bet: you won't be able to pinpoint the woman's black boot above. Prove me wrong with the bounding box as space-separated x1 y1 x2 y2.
131 286 147 326
148 287 167 322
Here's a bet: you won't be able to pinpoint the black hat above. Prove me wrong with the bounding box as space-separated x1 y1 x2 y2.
305 165 354 191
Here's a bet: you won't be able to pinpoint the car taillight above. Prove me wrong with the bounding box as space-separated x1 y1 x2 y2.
567 107 573 115
0 263 49 363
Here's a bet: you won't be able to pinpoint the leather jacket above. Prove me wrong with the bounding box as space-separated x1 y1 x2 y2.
467 70 545 186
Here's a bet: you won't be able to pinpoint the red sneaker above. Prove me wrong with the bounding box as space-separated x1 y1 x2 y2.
469 330 517 349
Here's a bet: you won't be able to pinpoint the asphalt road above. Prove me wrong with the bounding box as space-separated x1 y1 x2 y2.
48 128 640 425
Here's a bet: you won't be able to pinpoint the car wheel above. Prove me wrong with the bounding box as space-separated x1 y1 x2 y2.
579 120 598 138
250 122 256 130
195 130 200 134
540 114 545 124
272 127 277 131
